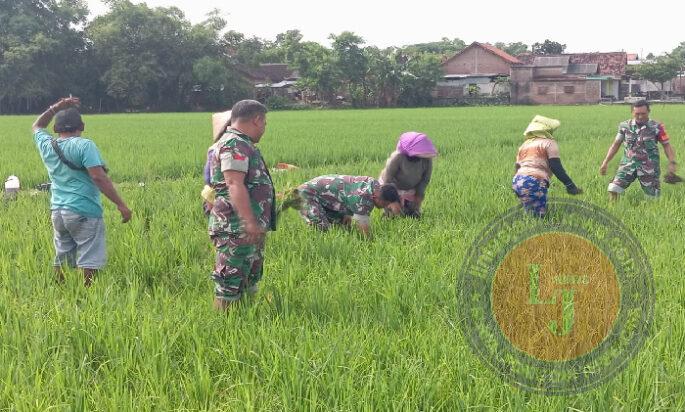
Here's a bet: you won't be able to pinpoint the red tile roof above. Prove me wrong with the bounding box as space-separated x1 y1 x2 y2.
442 42 522 68
516 52 627 77
475 42 522 65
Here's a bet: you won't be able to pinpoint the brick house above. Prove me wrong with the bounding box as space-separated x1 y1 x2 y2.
511 52 626 104
436 42 521 99
672 75 685 96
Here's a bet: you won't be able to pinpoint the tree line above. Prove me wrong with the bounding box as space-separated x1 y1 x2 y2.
0 0 538 113
1 0 683 113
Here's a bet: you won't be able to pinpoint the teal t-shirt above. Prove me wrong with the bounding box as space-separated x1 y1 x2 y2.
33 129 105 218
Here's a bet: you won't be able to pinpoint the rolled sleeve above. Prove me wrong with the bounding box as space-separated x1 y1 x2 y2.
219 146 249 173
615 126 626 143
657 123 670 145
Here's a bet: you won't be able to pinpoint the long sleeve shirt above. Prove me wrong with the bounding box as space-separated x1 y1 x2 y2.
379 151 433 198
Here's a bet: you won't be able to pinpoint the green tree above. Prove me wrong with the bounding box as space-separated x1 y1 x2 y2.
635 54 682 98
88 1 232 111
0 0 89 113
494 42 529 56
670 42 685 75
88 1 189 110
397 53 442 107
532 39 566 55
293 42 341 105
261 29 303 64
364 47 402 107
404 38 466 58
329 31 368 107
222 31 267 67
191 56 251 110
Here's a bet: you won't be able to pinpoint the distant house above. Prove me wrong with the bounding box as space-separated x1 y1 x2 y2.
239 63 299 85
672 74 685 96
625 54 684 98
511 52 627 104
436 42 521 100
238 63 300 101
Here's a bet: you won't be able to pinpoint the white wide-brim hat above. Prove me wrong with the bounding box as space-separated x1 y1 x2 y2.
212 110 232 141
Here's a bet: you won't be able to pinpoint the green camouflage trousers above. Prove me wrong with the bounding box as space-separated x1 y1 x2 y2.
210 233 265 301
297 189 346 231
609 161 660 197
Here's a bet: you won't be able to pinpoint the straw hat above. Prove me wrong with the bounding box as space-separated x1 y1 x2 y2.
524 115 561 139
212 110 232 141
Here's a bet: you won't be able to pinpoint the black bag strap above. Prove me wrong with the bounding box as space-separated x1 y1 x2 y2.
51 139 86 171
50 139 109 174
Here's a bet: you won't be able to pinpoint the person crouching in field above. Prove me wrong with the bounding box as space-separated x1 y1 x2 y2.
379 132 437 218
599 100 679 200
31 97 132 286
281 175 401 239
512 115 582 216
207 100 276 311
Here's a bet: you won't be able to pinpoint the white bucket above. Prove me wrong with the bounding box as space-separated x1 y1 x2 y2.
4 175 20 200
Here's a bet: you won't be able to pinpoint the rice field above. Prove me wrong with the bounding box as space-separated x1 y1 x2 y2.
1 105 684 410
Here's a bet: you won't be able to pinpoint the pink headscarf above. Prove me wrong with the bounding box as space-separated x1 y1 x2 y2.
396 132 438 158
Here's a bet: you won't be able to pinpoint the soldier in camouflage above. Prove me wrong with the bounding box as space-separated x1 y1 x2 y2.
295 174 401 238
600 100 677 200
207 100 276 310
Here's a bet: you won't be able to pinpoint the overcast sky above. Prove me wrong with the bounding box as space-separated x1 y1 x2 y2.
86 0 681 56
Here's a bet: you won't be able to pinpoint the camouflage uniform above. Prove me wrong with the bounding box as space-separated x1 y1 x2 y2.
296 175 378 230
208 128 276 301
609 119 670 197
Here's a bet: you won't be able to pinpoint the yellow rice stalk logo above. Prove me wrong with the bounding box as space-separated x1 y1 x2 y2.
492 233 620 361
457 199 653 395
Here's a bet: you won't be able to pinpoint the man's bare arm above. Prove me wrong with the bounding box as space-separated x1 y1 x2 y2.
600 140 622 175
32 97 80 132
88 166 132 223
663 143 677 174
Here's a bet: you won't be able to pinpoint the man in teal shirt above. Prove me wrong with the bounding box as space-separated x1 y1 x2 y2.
32 97 132 286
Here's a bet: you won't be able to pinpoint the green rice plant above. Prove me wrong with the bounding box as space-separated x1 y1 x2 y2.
0 105 684 410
